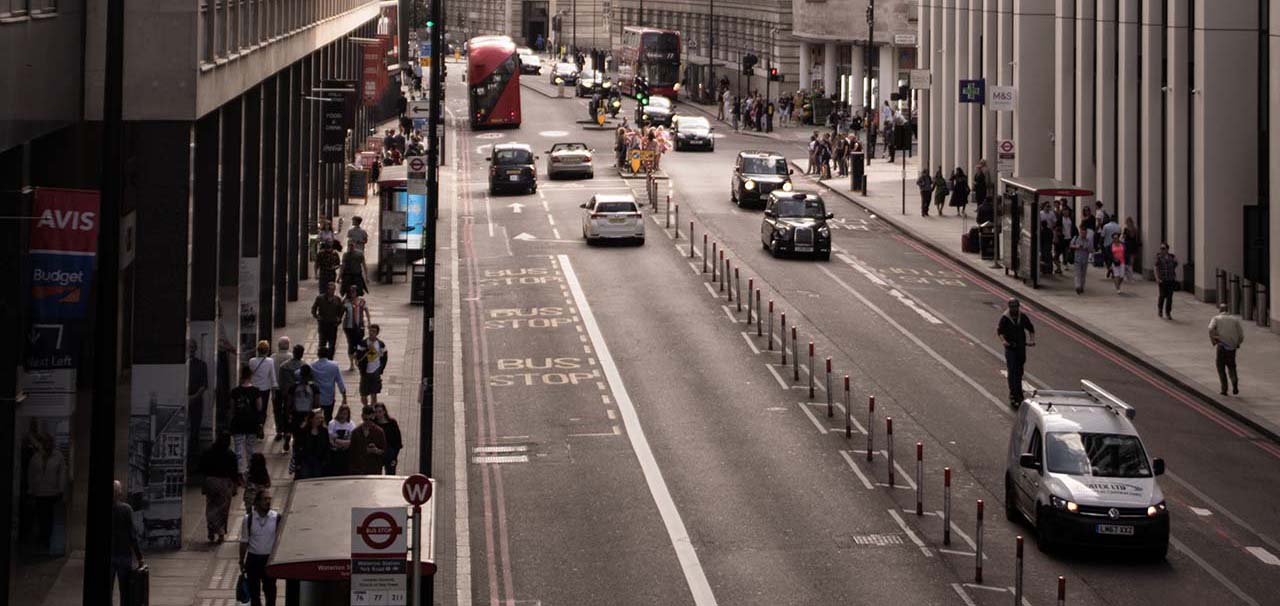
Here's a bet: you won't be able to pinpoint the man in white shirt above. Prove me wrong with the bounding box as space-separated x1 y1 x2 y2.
1209 304 1245 395
240 490 281 606
346 216 369 253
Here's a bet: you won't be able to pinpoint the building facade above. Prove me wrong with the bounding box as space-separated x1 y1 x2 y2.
917 0 1276 328
2 1 399 601
792 0 919 111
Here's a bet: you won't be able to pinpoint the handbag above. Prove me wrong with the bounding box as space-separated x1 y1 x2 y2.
235 570 251 604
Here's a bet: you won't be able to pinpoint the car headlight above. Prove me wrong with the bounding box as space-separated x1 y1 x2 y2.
1147 502 1167 517
674 82 682 91
1049 495 1078 513
555 77 563 84
773 226 789 238
781 181 793 192
818 226 830 237
744 180 756 191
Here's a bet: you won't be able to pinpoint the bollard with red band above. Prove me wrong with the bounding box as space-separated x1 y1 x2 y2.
674 204 680 238
734 268 741 310
1057 576 1066 606
768 301 774 349
721 257 728 293
844 376 852 438
943 467 952 546
746 278 753 320
792 326 800 381
1015 536 1024 605
866 395 876 461
808 342 815 397
756 290 763 336
712 243 719 281
702 234 707 270
916 442 924 516
780 312 787 362
665 194 671 228
825 357 833 417
975 500 984 584
886 417 895 487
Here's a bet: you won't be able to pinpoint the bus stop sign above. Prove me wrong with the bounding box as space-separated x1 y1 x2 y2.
402 474 433 506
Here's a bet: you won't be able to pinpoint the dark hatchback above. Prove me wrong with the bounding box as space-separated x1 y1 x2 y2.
760 191 833 260
487 143 538 194
732 151 793 208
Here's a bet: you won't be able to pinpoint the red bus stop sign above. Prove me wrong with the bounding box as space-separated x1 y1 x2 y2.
402 474 432 506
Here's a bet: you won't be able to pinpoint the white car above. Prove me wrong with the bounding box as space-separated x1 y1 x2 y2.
546 142 594 179
1005 380 1169 559
519 54 542 75
580 194 644 245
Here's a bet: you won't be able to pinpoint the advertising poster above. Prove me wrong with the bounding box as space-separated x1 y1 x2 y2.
129 364 189 550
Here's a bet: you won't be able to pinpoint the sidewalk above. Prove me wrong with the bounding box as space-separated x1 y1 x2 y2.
43 181 422 605
801 156 1280 439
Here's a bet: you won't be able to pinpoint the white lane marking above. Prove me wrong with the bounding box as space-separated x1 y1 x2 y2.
740 332 762 354
999 369 1035 394
447 115 473 606
703 282 718 298
558 255 718 606
547 214 556 226
484 194 494 237
720 305 737 322
472 445 528 453
1171 537 1260 606
887 288 943 324
538 130 569 137
568 432 621 437
499 226 514 256
1166 471 1280 553
1246 546 1280 566
472 455 529 464
939 548 978 557
553 228 562 239
796 401 829 434
886 508 933 557
962 583 1009 593
946 517 980 553
1189 506 1213 517
950 584 979 606
764 363 791 390
837 253 940 324
838 253 888 285
839 450 876 490
507 202 525 214
817 265 1012 416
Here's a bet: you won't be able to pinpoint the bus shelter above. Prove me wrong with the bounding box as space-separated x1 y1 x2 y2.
377 162 424 281
998 177 1093 289
267 476 436 606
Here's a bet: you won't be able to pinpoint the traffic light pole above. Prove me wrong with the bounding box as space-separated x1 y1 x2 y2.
418 0 444 604
864 0 875 164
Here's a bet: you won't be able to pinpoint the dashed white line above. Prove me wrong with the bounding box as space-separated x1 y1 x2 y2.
795 401 829 434
950 584 979 606
720 305 737 322
557 254 718 606
886 508 932 557
472 455 529 464
740 332 762 354
839 450 875 490
703 282 719 298
1189 506 1213 517
1171 537 1260 606
763 363 792 390
1246 546 1280 566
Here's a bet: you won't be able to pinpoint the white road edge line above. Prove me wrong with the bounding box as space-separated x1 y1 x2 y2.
817 264 1011 416
447 112 472 606
1245 546 1280 566
1171 537 1260 606
558 254 718 606
950 583 979 606
839 450 875 490
886 508 933 557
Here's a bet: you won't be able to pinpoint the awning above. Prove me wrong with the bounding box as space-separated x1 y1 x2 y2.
999 176 1094 198
266 476 436 581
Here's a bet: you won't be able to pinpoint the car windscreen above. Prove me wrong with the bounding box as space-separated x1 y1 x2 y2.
556 63 576 73
647 97 671 110
742 157 788 175
774 198 826 218
1045 432 1152 478
580 70 598 80
494 150 533 165
553 143 588 152
595 202 637 213
679 117 709 130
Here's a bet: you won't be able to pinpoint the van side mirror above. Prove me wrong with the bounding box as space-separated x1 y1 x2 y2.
825 213 835 220
485 157 491 162
1152 458 1165 476
789 168 795 175
579 203 588 209
763 210 774 218
1019 453 1040 471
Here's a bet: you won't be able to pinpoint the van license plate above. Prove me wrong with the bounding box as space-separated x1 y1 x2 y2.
1096 524 1134 536
509 175 520 181
794 245 813 252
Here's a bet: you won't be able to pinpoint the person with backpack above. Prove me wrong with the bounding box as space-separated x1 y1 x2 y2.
916 170 934 216
279 346 308 452
340 246 367 297
932 168 949 216
268 337 292 443
342 285 371 372
228 367 262 476
355 324 389 407
239 490 281 606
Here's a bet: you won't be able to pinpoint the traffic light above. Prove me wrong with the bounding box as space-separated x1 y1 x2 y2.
768 67 781 82
742 54 758 75
635 77 649 105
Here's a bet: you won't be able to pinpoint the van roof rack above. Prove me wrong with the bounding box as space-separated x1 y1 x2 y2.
1027 380 1136 420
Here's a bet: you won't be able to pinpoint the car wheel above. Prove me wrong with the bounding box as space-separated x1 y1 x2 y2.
817 251 831 262
587 171 594 179
1035 506 1055 554
636 237 645 246
768 239 779 258
1004 477 1020 523
1146 542 1169 562
529 184 537 194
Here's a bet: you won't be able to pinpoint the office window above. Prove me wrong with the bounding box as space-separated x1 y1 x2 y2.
32 0 55 13
3 0 28 17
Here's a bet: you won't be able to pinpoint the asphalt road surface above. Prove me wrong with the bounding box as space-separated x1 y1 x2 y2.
427 63 1280 606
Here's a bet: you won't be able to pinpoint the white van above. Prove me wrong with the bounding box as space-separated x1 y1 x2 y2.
1005 380 1169 559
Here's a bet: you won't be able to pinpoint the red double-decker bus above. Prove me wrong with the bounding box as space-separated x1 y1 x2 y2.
467 36 522 128
616 27 681 99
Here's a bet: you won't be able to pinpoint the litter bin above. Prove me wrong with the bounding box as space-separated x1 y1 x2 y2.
979 222 995 260
849 151 866 193
410 259 427 305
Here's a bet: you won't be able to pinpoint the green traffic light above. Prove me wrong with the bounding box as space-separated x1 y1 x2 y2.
426 21 435 28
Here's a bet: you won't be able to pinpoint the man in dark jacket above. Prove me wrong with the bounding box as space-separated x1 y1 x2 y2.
996 299 1036 406
311 282 344 355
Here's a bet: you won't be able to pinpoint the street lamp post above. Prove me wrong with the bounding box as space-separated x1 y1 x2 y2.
572 0 577 52
638 0 645 26
707 0 715 97
864 0 875 164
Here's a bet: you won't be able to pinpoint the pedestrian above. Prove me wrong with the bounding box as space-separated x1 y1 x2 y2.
239 490 281 606
949 168 970 216
349 405 388 475
1093 200 1110 226
766 100 775 132
932 168 949 216
247 341 276 437
1123 216 1141 276
1070 223 1093 294
242 453 271 514
340 246 367 296
315 241 340 293
295 409 330 480
1209 304 1244 396
343 285 371 372
1154 243 1179 319
198 433 239 542
310 347 347 422
996 299 1036 406
355 324 389 406
806 133 818 174
317 219 335 248
187 339 209 469
373 403 403 475
346 216 369 253
973 160 990 207
268 338 292 443
722 90 732 124
229 367 261 476
1108 233 1127 292
327 405 356 476
112 479 144 605
916 170 934 216
732 96 741 131
818 135 833 179
1101 213 1122 277
716 88 726 120
26 432 65 552
311 281 344 355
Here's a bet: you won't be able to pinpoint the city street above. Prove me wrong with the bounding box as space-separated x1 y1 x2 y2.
426 61 1280 606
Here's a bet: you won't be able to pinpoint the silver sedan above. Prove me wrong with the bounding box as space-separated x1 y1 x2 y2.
545 142 594 179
